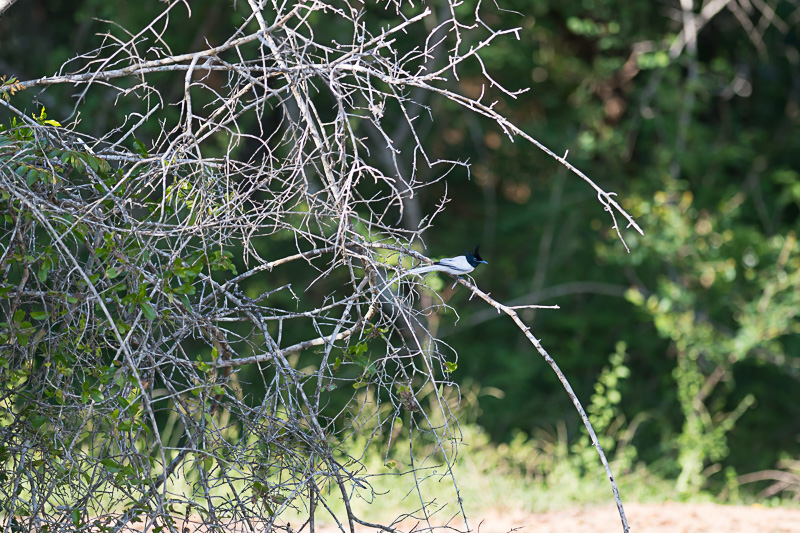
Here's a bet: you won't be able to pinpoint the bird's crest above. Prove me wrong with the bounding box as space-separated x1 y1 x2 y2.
464 245 487 265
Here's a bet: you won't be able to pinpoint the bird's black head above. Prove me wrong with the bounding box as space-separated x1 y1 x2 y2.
464 246 488 268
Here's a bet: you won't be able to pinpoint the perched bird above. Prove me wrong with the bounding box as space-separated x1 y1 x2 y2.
406 246 488 277
371 247 488 304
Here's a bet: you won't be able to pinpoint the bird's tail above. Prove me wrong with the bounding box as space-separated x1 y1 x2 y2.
406 264 440 276
370 263 438 302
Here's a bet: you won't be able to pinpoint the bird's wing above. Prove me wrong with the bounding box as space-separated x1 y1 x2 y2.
435 255 473 274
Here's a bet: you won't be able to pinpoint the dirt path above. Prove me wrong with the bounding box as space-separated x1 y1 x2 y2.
464 502 800 532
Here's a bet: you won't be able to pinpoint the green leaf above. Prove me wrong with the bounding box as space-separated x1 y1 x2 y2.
101 458 121 473
30 415 48 428
109 281 126 293
38 262 51 282
173 283 196 295
25 168 39 186
179 294 192 309
139 302 156 321
132 138 149 158
186 262 203 277
347 342 368 356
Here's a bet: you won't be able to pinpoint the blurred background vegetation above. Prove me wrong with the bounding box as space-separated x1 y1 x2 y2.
2 0 799 509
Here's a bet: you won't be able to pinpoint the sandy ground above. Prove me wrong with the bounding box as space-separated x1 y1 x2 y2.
455 502 800 533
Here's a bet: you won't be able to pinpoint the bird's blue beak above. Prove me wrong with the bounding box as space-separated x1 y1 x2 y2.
479 259 488 264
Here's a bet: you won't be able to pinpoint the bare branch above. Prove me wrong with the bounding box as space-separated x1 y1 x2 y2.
0 2 639 532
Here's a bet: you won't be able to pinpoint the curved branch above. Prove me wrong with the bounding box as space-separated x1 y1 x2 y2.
457 276 631 532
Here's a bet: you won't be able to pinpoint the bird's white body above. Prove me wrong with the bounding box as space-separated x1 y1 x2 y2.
407 255 477 276
374 249 486 300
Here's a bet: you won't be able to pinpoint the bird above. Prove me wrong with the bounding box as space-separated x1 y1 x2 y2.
370 247 488 306
406 246 488 277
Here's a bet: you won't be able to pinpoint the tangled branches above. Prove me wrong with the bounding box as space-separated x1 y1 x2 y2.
0 1 638 531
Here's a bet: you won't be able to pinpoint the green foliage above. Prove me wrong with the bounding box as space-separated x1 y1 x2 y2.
316 390 680 524
2 0 799 514
420 0 800 500
570 341 635 473
0 119 246 520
